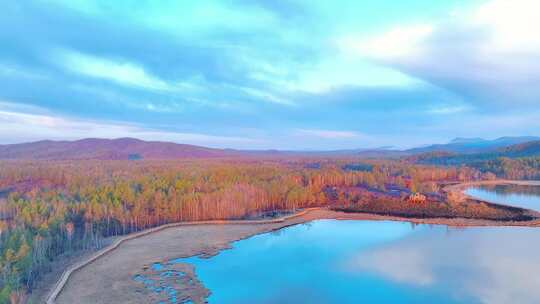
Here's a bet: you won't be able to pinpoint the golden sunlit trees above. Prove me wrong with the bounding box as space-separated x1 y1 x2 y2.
0 158 500 301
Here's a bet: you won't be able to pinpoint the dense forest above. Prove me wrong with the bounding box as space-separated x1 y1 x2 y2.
409 139 540 181
470 157 540 179
0 158 533 303
413 154 540 180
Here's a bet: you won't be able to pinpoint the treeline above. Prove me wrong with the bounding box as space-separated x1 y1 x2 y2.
410 147 540 180
470 157 540 180
0 159 483 303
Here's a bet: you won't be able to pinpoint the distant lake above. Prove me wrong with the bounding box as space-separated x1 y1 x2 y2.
465 184 540 211
140 220 540 304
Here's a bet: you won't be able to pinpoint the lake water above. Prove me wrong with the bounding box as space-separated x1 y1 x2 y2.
139 220 540 304
465 184 540 211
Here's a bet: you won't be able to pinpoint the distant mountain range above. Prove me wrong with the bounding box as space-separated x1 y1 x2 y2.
410 140 540 165
405 136 540 154
0 136 539 161
0 138 405 160
352 136 540 159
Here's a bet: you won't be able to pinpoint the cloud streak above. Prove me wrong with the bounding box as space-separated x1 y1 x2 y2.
295 129 366 139
0 102 260 147
59 50 175 92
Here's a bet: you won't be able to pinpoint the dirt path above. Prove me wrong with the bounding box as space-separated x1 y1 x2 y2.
53 205 540 304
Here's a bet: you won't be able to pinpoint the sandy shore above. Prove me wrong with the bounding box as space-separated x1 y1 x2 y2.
54 203 540 304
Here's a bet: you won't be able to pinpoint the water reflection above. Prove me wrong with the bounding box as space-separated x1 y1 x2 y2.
137 220 540 304
466 184 540 211
352 227 540 304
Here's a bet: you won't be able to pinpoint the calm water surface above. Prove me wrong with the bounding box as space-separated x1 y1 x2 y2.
465 184 540 211
140 220 540 304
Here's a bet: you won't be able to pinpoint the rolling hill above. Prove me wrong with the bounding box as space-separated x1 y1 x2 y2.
497 140 540 157
0 138 239 160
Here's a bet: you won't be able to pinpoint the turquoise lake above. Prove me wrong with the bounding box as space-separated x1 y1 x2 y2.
143 219 540 304
465 184 540 211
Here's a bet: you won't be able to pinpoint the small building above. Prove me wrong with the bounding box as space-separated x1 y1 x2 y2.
407 192 426 203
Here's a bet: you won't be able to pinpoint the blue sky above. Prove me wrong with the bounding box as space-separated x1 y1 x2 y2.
1 0 539 149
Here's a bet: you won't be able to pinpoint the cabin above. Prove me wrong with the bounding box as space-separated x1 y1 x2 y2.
407 192 426 203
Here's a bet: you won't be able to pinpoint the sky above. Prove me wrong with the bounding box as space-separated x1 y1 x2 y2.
1 0 539 150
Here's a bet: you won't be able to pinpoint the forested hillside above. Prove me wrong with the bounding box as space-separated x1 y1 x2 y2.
409 141 540 180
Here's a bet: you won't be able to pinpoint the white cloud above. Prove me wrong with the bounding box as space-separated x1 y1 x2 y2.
57 50 174 91
0 101 260 147
295 129 365 139
427 105 470 115
239 87 294 106
472 0 540 52
340 0 540 106
289 59 421 93
339 24 434 60
247 50 421 95
342 0 540 60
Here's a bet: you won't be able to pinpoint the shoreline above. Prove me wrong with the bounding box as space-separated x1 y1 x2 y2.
443 179 540 193
45 208 316 304
50 180 540 304
444 179 540 210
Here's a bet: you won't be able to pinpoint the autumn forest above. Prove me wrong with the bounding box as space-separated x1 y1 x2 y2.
0 157 539 303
